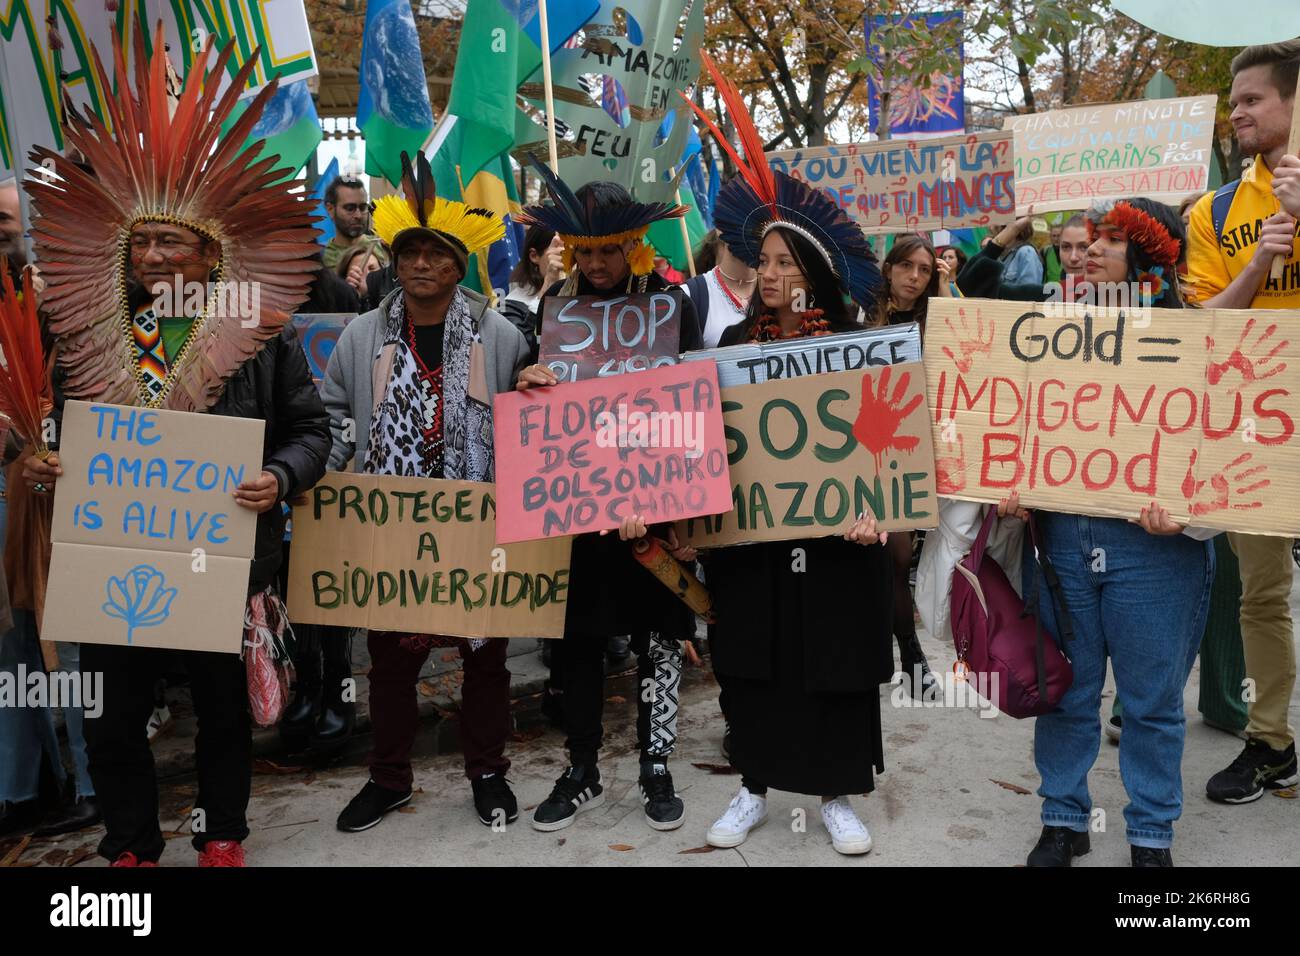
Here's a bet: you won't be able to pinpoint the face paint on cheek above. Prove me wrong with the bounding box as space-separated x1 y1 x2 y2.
165 248 210 266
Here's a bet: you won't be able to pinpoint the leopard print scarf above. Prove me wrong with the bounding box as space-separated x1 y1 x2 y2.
363 288 494 482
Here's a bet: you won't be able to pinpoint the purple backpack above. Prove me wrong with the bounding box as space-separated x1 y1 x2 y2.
951 509 1073 719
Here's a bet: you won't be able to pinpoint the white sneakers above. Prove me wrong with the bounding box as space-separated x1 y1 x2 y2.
821 796 873 855
707 789 873 855
706 787 768 847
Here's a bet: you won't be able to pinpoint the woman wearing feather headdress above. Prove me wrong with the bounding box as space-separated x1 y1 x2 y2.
324 151 533 834
514 162 702 834
683 53 895 856
22 27 332 867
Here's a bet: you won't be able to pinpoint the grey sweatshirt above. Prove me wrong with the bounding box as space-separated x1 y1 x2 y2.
321 286 531 472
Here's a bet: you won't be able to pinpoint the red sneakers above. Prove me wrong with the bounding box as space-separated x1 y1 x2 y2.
111 852 159 867
197 840 245 867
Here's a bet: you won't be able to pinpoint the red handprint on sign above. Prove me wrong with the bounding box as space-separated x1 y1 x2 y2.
1205 317 1289 393
1180 449 1270 517
941 308 995 374
853 365 925 469
934 434 967 494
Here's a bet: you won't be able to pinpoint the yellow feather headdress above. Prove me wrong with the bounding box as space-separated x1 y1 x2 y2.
373 152 504 270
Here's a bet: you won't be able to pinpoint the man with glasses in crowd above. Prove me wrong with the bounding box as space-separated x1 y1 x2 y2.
323 175 376 270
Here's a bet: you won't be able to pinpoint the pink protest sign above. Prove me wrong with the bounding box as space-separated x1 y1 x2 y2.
492 361 731 544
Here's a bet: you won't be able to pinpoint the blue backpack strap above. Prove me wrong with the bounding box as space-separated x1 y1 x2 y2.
1211 179 1241 242
685 273 710 336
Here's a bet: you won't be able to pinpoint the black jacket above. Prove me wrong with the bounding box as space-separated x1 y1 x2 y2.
301 264 363 314
208 327 332 591
56 289 332 593
530 269 701 641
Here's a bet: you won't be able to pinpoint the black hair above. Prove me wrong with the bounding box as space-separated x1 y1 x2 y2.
509 223 557 293
1121 197 1188 307
693 229 720 274
574 180 634 210
737 226 853 339
325 175 366 207
938 244 967 270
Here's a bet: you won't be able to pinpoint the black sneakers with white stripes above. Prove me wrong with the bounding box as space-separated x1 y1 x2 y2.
638 760 685 830
531 764 605 831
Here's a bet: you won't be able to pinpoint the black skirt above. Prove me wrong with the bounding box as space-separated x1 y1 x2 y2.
706 537 893 796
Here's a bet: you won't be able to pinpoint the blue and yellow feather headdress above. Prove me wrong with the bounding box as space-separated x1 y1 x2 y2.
516 157 687 276
683 52 882 311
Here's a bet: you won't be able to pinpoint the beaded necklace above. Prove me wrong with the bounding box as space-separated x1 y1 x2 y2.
748 309 831 342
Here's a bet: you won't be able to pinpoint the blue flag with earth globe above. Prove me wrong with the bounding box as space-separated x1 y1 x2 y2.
359 0 436 185
222 79 323 181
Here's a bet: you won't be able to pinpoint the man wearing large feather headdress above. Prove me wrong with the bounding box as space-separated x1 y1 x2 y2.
323 151 532 834
21 27 332 867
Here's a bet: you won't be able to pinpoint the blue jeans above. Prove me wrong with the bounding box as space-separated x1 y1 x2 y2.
56 642 95 798
0 466 69 803
1027 513 1213 849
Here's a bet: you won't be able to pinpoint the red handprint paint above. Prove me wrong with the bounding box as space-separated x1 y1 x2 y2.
1205 318 1289 392
941 308 995 374
934 434 967 494
1181 448 1270 517
853 365 924 470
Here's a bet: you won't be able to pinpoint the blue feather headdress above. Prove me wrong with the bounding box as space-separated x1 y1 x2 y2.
517 156 687 276
683 52 882 311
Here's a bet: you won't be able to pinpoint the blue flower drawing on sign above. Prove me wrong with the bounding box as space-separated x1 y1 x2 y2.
102 565 178 644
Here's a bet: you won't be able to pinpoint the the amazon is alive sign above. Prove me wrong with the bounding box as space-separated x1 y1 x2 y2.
43 402 262 653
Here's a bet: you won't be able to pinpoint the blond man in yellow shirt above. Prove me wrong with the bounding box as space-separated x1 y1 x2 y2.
1185 41 1300 804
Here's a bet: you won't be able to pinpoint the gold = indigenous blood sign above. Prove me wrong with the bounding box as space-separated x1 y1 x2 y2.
925 298 1300 535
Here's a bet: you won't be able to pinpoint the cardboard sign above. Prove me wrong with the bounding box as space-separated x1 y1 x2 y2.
678 363 939 547
43 402 263 653
681 324 921 388
292 313 358 389
539 291 682 382
924 298 1300 536
493 361 731 543
765 131 1016 234
287 475 572 638
1003 96 1216 215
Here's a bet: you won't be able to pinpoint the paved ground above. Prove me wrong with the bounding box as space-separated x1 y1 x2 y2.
13 606 1298 867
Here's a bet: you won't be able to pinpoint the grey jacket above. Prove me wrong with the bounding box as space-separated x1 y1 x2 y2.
321 286 531 472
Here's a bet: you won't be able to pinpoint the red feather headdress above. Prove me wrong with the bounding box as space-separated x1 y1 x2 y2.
26 24 321 412
0 262 54 456
1085 200 1182 271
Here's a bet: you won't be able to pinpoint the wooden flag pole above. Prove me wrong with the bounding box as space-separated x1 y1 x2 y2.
1270 70 1300 281
538 0 560 174
677 188 696 277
